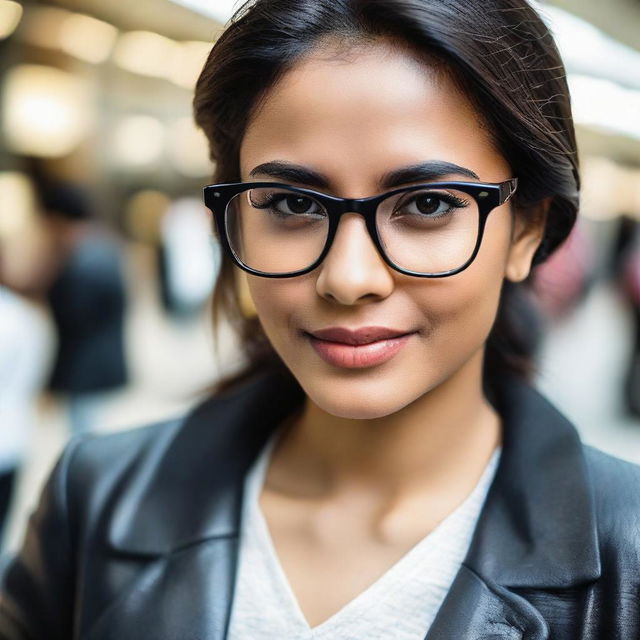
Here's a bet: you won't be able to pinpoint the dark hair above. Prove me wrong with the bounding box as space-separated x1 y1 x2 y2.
38 181 93 222
193 0 579 392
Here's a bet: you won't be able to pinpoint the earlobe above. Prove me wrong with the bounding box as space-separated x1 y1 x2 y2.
505 199 550 283
505 232 541 282
505 241 539 282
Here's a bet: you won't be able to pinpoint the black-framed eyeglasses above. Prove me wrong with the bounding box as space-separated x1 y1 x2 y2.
203 178 518 278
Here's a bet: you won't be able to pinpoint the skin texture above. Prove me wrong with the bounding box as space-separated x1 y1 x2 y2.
238 41 543 627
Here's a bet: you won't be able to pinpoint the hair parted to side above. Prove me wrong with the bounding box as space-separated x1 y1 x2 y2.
194 0 579 393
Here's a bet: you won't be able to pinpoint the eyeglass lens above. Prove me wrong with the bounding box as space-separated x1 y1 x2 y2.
225 186 480 275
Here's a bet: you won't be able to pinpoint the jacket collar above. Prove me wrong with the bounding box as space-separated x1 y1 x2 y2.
463 375 601 588
108 371 304 555
108 371 600 589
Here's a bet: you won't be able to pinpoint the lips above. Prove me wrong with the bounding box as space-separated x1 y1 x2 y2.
306 326 414 368
309 326 409 345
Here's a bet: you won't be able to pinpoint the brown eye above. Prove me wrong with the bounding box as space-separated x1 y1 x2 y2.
250 191 323 217
285 196 316 214
395 193 452 218
415 195 442 216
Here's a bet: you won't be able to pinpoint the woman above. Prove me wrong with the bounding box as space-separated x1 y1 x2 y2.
1 0 639 638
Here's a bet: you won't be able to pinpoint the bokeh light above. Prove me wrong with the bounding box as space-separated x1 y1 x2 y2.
0 0 22 40
111 115 165 167
114 31 178 78
2 65 91 157
59 13 119 64
168 117 212 177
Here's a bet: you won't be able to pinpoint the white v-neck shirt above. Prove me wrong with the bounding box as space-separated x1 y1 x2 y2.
227 433 501 640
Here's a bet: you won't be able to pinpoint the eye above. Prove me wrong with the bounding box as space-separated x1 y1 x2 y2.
250 191 324 217
278 195 321 215
396 192 463 218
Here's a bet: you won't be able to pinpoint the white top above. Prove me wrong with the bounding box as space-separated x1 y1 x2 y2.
227 431 501 640
0 288 52 472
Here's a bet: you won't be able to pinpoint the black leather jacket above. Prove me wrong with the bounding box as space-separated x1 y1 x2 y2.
1 372 640 639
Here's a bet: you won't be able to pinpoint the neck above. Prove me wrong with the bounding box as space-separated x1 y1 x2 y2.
268 350 501 501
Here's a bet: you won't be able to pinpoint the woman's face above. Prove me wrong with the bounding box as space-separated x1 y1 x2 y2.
239 41 541 419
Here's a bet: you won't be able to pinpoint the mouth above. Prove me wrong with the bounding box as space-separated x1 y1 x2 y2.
305 326 415 369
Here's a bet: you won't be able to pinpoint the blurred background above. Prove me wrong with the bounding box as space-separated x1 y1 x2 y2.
0 0 639 559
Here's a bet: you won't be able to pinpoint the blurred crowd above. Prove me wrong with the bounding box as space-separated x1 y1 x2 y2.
0 162 223 552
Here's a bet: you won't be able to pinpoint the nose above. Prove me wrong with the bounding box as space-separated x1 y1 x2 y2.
316 213 395 305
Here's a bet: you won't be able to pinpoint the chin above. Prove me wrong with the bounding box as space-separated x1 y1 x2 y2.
319 402 398 421
299 376 427 420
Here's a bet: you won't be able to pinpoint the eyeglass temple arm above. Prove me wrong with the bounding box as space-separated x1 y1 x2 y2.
500 178 518 203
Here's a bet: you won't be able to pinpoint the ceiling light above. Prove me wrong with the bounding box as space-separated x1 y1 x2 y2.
0 0 22 39
166 0 239 24
2 65 91 157
569 74 640 141
59 13 118 64
114 31 178 78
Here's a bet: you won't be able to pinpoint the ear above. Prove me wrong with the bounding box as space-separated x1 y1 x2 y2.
505 199 551 283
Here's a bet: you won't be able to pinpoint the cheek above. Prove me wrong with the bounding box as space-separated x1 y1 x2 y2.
246 276 309 342
413 213 513 350
409 270 502 365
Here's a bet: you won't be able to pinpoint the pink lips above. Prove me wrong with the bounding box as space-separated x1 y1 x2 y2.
307 326 414 368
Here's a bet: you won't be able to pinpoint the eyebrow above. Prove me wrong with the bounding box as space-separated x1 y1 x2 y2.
249 162 330 189
381 161 480 188
248 160 480 190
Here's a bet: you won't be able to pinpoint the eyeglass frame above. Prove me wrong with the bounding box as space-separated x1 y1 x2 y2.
203 178 518 278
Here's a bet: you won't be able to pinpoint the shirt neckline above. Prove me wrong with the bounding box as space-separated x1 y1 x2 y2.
242 432 502 632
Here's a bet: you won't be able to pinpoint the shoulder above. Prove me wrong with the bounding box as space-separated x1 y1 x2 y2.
582 445 640 560
70 416 181 466
65 376 270 471
60 418 184 507
70 416 183 467
63 372 301 508
583 445 640 509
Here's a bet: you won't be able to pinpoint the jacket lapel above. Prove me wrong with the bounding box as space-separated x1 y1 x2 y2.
107 372 303 555
100 373 600 639
425 565 549 639
85 537 239 640
465 376 601 589
425 377 601 639
97 371 303 640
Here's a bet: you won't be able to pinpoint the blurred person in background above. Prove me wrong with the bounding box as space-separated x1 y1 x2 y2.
614 216 640 416
158 197 220 319
0 178 54 562
36 179 128 434
1 1 640 639
532 221 594 320
0 286 50 558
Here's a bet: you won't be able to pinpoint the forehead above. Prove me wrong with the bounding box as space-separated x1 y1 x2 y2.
239 41 510 188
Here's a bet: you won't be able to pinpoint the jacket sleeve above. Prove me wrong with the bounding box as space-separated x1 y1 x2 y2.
0 438 84 640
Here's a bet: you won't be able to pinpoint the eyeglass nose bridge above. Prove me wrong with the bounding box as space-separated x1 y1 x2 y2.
320 195 390 270
327 194 380 221
323 194 384 247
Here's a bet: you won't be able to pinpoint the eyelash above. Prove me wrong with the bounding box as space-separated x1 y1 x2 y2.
250 191 471 216
394 192 470 216
439 194 469 207
413 193 469 208
250 193 321 215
